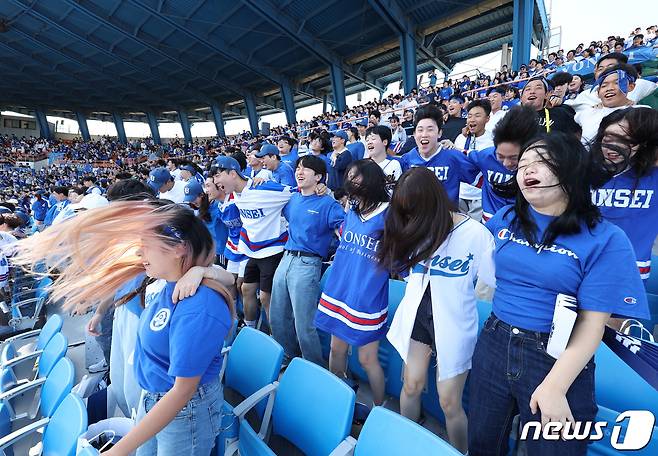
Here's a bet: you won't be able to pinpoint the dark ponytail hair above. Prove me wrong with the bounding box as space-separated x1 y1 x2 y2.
377 168 455 273
506 132 601 246
343 159 389 216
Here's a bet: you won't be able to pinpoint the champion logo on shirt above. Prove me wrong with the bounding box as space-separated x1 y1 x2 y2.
624 296 638 304
150 308 170 331
497 228 579 259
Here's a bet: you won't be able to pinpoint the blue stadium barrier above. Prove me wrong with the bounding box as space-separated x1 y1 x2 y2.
588 405 658 455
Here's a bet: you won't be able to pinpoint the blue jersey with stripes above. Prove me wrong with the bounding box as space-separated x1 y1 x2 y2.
315 203 389 346
233 180 294 259
464 147 515 221
592 166 658 281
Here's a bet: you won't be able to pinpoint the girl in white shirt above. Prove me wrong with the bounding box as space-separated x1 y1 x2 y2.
365 126 402 192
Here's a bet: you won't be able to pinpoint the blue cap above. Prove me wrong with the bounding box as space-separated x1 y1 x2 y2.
356 119 368 127
332 130 348 141
148 167 173 192
181 164 196 174
14 210 29 226
0 206 12 215
255 144 279 158
183 180 204 202
214 156 246 179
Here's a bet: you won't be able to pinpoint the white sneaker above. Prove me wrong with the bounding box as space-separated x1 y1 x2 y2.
88 359 108 373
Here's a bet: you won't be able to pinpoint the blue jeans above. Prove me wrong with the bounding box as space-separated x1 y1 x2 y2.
136 379 223 456
270 252 324 366
468 314 597 456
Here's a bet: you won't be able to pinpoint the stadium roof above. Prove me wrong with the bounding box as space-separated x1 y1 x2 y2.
0 0 548 124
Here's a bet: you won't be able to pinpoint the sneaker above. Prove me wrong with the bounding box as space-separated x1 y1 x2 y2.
88 359 108 373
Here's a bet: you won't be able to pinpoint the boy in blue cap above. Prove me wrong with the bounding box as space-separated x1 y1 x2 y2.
148 167 186 203
256 144 296 186
328 130 353 190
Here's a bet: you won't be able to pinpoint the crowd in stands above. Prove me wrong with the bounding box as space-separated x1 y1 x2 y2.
1 24 658 456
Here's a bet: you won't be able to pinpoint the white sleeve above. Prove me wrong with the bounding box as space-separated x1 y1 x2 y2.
477 231 496 289
629 79 658 102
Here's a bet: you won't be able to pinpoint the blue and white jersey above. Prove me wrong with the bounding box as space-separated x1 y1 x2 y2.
234 180 294 259
315 203 389 346
486 205 649 333
134 282 231 393
219 194 246 262
592 167 658 280
399 146 479 204
464 147 515 221
43 199 70 227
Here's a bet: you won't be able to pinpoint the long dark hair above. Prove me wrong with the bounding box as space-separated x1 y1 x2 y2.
343 159 389 216
590 107 658 180
377 168 455 273
507 132 601 246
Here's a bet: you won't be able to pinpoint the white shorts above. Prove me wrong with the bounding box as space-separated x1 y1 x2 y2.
226 259 248 278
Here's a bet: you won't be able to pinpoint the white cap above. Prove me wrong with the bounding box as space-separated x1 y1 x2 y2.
69 193 109 211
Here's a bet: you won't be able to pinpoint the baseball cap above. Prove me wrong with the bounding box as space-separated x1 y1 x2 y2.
255 144 280 158
214 156 246 179
148 167 173 192
183 180 204 203
356 119 368 127
69 193 110 211
14 210 29 226
181 164 196 174
332 130 348 141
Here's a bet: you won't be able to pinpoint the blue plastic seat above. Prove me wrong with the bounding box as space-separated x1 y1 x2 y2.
0 314 63 365
234 358 355 456
0 393 87 456
329 406 462 455
0 357 75 425
0 332 68 393
588 405 658 455
216 327 284 455
6 277 52 332
594 339 658 418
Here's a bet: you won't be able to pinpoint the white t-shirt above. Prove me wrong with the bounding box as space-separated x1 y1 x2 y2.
455 131 494 200
159 179 186 204
0 232 17 287
565 79 657 113
486 109 507 133
575 104 647 144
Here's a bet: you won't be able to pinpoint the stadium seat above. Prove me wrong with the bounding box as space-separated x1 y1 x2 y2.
6 277 52 332
588 405 658 455
328 406 462 455
595 340 658 417
0 332 67 393
216 327 284 455
0 357 74 424
0 313 63 363
0 393 87 456
234 358 355 456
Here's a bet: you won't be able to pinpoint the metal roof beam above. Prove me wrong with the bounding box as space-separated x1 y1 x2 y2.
366 0 451 73
241 0 385 92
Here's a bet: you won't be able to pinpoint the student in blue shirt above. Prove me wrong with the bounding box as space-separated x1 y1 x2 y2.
590 107 658 282
315 160 390 407
277 136 299 168
468 132 649 456
464 106 541 221
42 186 69 228
12 202 235 456
400 105 480 204
30 191 49 226
270 155 345 367
257 144 296 187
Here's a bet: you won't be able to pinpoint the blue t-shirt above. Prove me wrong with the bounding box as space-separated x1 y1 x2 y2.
464 147 515 220
283 193 345 258
114 273 147 317
346 142 365 161
31 199 49 221
486 205 649 332
271 161 296 187
134 282 232 392
439 87 454 100
280 151 299 168
399 146 479 203
593 167 658 281
207 200 229 255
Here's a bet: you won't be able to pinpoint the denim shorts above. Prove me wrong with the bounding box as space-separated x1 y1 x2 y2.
468 314 597 456
136 379 223 456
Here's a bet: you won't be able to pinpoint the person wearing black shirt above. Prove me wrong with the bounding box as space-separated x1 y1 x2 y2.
520 76 580 137
441 95 467 142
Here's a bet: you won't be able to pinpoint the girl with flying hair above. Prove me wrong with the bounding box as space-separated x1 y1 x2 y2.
590 107 658 282
468 132 649 456
314 159 390 407
379 167 495 453
12 202 234 456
